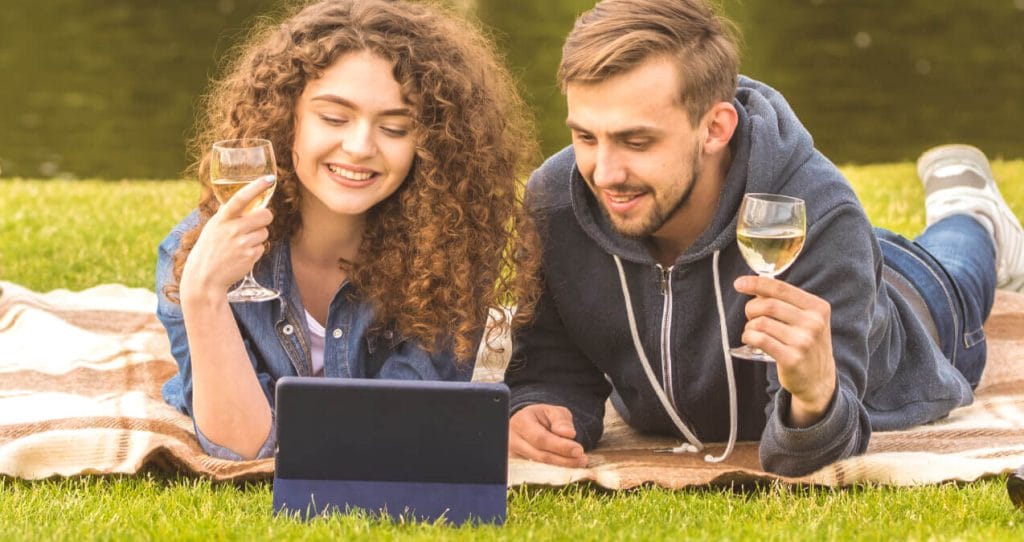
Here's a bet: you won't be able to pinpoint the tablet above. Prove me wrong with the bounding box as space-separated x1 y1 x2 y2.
272 376 509 524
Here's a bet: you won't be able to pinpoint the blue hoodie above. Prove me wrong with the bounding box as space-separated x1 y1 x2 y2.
506 76 974 476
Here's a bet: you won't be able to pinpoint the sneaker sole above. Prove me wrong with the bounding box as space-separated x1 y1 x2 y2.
917 144 994 187
918 144 1024 292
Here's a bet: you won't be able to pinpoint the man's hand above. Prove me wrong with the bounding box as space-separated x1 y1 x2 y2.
734 275 837 428
509 404 588 468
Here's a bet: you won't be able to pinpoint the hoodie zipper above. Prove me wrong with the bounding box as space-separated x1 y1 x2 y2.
657 264 678 408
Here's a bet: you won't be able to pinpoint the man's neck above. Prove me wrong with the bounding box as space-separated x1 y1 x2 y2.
648 147 732 267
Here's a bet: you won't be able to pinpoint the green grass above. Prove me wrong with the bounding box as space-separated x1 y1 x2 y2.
0 477 1021 541
2 164 1024 540
0 179 197 292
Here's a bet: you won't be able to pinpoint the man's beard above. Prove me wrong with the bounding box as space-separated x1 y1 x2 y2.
603 149 701 239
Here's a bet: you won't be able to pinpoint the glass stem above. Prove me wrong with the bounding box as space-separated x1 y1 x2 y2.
749 272 776 355
238 270 260 288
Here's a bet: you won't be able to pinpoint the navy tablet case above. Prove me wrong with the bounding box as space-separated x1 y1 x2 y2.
272 377 509 524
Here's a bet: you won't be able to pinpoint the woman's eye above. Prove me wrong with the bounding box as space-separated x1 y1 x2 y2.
382 126 409 137
318 115 346 126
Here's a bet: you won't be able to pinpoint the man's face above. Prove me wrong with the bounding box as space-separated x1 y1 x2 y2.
566 56 703 238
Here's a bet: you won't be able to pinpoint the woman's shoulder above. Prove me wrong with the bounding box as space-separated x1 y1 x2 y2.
158 210 201 254
156 210 201 293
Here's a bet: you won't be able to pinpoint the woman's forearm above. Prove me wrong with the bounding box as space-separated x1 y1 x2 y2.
181 286 273 459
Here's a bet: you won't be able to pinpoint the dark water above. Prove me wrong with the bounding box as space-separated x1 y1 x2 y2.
2 0 1023 180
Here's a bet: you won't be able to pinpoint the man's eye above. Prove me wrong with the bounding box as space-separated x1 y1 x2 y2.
626 140 651 150
574 133 595 144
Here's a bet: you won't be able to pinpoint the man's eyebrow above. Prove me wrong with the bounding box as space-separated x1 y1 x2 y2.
310 94 411 117
566 120 661 139
566 120 587 132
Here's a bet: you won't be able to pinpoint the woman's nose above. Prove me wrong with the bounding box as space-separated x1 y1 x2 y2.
341 122 377 159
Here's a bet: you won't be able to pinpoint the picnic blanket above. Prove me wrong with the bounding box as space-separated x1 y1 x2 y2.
1 280 1022 487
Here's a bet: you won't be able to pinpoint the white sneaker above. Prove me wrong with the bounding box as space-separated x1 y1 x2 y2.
917 144 1024 292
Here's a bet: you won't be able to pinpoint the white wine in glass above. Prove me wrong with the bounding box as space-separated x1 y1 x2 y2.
731 193 807 362
736 225 805 276
210 138 280 303
212 177 276 214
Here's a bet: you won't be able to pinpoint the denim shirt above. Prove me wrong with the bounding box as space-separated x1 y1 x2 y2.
155 211 474 460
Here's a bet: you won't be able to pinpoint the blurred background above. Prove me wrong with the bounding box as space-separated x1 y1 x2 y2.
1 0 1023 180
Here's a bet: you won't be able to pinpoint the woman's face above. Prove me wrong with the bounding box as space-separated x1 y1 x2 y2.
291 50 417 220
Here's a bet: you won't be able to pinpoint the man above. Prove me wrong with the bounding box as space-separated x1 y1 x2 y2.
505 0 1024 476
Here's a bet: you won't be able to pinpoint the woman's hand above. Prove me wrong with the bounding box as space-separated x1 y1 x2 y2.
178 178 277 459
180 179 275 301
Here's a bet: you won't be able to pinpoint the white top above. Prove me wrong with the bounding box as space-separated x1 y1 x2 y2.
305 310 326 377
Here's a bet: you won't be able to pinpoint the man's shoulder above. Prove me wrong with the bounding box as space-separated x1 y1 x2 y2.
526 145 577 212
788 151 867 224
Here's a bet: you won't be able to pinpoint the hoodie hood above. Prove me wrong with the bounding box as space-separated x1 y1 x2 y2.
570 76 817 266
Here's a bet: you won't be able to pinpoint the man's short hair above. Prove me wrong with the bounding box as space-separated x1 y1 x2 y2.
558 0 740 126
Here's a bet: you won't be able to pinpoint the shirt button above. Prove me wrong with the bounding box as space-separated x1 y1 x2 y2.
282 324 294 335
332 328 344 339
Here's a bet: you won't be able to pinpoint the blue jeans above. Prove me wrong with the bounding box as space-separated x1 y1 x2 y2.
876 214 996 388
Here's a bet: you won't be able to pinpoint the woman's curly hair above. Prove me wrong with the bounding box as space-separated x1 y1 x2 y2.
169 0 541 362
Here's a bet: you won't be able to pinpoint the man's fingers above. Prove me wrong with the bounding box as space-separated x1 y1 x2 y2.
743 295 802 325
509 433 587 468
539 406 577 439
745 295 829 331
740 326 793 364
526 424 585 458
218 176 276 217
734 275 820 310
515 411 584 458
550 421 576 439
744 308 828 362
510 405 586 467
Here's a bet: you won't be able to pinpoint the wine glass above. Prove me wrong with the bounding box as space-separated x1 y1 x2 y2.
210 138 280 303
730 193 807 362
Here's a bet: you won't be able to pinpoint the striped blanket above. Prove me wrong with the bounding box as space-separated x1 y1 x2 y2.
1 280 1022 487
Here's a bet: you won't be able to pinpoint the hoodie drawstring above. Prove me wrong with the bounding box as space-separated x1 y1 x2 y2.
707 249 738 462
613 251 738 463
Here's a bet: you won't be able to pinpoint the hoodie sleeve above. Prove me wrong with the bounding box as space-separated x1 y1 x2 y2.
757 201 876 476
505 275 612 449
503 150 613 449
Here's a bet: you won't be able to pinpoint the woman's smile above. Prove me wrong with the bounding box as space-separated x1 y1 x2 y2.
325 162 378 185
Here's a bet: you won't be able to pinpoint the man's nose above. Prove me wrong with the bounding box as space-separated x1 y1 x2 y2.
591 145 626 187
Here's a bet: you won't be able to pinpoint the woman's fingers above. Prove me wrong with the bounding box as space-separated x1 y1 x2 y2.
218 176 276 218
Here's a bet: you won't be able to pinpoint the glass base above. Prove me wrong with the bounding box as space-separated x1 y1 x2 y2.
729 344 776 363
226 285 280 303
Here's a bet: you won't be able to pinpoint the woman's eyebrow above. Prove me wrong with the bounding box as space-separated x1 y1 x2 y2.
310 94 411 117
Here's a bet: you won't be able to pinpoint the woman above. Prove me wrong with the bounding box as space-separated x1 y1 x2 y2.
156 0 538 460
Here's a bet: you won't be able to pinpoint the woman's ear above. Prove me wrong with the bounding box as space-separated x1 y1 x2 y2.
701 101 738 155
